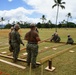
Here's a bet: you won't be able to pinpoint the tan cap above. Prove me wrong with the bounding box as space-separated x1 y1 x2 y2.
11 27 14 30
30 23 36 28
14 24 20 29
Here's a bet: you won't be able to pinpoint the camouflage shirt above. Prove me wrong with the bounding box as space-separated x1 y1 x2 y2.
11 30 23 45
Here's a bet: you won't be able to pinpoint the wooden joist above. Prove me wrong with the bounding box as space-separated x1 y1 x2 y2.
0 54 41 65
0 59 26 69
40 45 76 64
45 41 76 45
38 38 50 44
0 54 27 62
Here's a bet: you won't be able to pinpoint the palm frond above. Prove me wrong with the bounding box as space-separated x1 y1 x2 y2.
60 5 65 9
54 0 57 3
52 4 57 8
61 2 66 4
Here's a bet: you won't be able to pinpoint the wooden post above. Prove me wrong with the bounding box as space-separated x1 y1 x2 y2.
48 60 52 69
45 60 55 71
41 65 43 75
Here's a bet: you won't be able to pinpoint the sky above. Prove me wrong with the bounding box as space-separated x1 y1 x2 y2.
0 0 76 25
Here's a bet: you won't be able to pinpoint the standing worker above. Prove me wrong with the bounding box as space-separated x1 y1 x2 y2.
9 27 14 52
24 23 41 69
10 24 24 63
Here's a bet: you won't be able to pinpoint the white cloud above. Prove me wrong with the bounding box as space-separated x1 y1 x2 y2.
23 0 76 24
8 0 13 2
0 0 76 25
0 7 35 24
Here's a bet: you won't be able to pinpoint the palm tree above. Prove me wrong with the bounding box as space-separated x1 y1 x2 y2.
66 12 72 23
40 15 46 24
48 20 52 28
66 12 72 28
8 20 10 24
52 0 65 32
0 17 5 25
48 20 52 24
12 21 15 26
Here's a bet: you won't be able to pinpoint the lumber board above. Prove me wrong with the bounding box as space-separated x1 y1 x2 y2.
40 45 76 64
38 38 50 44
0 44 8 47
0 47 8 50
0 59 26 69
45 41 76 45
0 54 41 65
0 53 27 62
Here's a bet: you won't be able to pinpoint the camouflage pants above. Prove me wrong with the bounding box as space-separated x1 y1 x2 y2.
26 43 38 67
11 43 20 61
67 40 74 44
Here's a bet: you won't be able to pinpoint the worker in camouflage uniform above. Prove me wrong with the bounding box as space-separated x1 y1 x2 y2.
50 33 61 43
54 33 61 43
10 24 24 63
9 27 14 52
50 33 56 42
24 23 41 69
9 27 14 44
66 34 74 44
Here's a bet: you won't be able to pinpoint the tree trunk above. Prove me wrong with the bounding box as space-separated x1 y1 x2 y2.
55 5 59 32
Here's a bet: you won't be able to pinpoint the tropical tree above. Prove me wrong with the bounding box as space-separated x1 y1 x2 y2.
40 15 46 24
12 21 15 26
0 17 5 29
47 20 52 28
66 13 72 22
1 17 5 21
8 20 10 24
61 19 66 24
52 0 65 32
0 17 5 24
66 12 72 27
48 20 52 24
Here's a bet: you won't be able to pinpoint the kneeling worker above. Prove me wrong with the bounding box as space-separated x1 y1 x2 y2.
66 34 74 44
